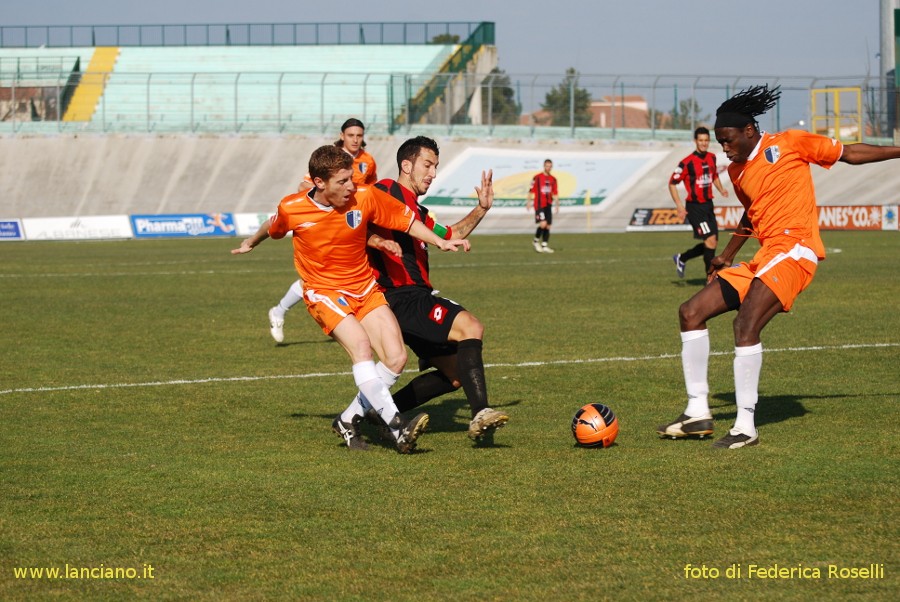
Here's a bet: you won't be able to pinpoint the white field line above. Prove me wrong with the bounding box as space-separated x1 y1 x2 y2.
0 258 624 279
1 342 897 397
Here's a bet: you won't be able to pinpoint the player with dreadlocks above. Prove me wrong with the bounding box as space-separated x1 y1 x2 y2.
657 84 900 449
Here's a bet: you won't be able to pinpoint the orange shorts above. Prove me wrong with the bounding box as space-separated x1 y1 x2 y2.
718 242 818 311
303 280 388 335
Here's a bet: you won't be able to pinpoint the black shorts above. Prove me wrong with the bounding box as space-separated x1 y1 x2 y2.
535 206 553 225
384 286 465 359
685 201 718 240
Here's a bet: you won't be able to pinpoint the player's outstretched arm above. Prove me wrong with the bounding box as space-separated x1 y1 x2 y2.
231 217 272 255
840 143 900 165
408 219 470 252
450 170 493 239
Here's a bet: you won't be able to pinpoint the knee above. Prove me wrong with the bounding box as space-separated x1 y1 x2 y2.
678 300 699 330
454 312 484 341
382 348 408 374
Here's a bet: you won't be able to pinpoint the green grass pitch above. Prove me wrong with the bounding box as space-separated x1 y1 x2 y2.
1 231 897 600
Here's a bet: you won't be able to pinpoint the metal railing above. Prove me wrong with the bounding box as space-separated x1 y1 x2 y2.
0 22 492 48
2 70 895 142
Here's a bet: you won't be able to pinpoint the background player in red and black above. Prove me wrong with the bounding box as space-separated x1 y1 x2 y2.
668 126 729 279
528 159 559 253
364 136 509 441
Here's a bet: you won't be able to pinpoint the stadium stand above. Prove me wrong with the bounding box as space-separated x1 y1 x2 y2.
1 22 897 233
0 44 459 134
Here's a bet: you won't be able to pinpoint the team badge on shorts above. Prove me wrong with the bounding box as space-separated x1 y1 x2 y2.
429 303 447 324
764 146 781 164
345 210 363 229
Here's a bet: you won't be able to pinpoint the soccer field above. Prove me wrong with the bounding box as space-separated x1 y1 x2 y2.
1 231 898 601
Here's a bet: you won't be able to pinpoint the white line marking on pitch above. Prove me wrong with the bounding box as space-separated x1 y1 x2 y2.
1 342 896 397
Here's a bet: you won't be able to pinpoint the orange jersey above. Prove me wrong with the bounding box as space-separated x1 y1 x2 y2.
268 186 415 294
728 130 843 259
350 149 377 188
300 149 377 191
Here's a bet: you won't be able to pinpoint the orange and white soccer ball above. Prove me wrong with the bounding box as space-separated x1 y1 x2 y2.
571 403 619 448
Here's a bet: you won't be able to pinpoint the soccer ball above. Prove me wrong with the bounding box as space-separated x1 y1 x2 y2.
571 403 619 448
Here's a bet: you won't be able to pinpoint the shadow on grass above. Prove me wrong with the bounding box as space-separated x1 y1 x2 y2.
709 392 834 427
290 397 522 449
671 278 708 288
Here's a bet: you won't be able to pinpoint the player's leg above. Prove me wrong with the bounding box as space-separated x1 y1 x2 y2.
700 204 719 275
329 315 382 451
712 278 783 449
445 310 508 439
702 235 718 275
533 210 545 252
268 279 304 343
540 210 554 253
359 304 429 452
713 251 814 449
391 365 458 414
658 277 737 438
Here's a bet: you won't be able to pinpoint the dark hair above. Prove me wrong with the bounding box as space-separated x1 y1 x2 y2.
714 85 781 130
335 118 366 149
309 145 353 182
694 126 710 138
396 136 440 170
341 118 365 132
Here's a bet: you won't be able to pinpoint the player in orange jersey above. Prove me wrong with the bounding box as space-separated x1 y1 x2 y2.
657 85 900 449
233 145 470 453
267 118 378 343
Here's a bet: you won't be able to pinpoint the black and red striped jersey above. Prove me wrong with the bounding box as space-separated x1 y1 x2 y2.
669 151 720 203
367 179 453 291
530 172 558 210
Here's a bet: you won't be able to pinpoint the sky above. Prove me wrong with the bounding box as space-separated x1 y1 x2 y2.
5 0 889 77
4 0 894 125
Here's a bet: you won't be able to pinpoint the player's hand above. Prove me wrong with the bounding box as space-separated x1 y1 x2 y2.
474 170 493 211
376 238 402 257
231 239 255 254
438 238 471 252
676 208 687 221
707 255 731 282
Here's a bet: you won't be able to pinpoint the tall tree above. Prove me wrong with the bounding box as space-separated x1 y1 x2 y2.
481 68 520 125
541 68 592 127
431 33 460 44
669 98 710 130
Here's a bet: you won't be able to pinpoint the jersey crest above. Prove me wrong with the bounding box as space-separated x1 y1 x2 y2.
764 146 781 164
345 210 363 229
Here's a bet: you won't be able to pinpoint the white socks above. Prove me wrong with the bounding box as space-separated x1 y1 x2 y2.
733 344 763 436
682 329 763 436
681 329 710 417
274 280 304 317
342 361 403 434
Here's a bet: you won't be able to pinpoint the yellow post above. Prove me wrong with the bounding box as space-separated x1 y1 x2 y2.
585 191 591 233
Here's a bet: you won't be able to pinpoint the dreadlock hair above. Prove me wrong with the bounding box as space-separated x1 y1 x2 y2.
714 85 781 130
